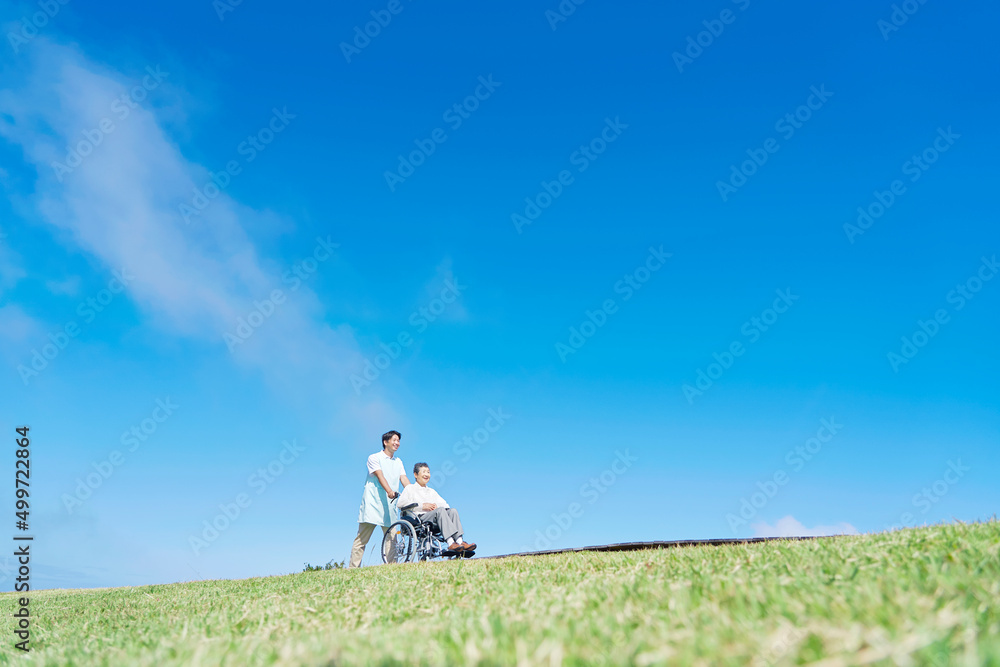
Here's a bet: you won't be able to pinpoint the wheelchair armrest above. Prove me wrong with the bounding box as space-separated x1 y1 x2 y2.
400 502 418 512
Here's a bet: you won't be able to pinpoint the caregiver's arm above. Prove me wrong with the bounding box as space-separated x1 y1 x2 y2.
372 469 397 499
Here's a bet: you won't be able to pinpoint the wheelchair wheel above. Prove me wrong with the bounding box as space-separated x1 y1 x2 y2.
382 520 417 564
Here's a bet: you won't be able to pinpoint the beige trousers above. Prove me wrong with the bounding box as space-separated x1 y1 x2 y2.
349 522 388 568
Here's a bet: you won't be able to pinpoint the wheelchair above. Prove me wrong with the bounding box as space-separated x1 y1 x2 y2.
381 502 472 564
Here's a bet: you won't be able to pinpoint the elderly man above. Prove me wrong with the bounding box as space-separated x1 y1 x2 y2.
349 430 411 568
397 462 476 554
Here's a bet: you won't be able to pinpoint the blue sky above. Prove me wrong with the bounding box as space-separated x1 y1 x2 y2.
0 0 997 589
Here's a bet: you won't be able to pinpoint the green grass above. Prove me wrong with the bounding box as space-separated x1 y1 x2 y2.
2 521 998 666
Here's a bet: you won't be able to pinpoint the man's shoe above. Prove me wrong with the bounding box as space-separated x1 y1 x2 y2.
445 543 465 554
459 542 477 551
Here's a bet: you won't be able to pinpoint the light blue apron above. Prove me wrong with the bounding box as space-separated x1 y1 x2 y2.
357 453 404 526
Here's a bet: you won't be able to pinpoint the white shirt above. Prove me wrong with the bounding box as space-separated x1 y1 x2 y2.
367 450 402 476
357 451 405 526
397 483 449 517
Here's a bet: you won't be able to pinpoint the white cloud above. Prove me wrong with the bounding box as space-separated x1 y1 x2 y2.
0 304 41 345
45 275 81 296
751 515 858 538
0 233 26 293
419 256 469 323
0 39 364 394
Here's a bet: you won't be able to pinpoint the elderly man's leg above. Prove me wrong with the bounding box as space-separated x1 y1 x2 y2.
440 508 464 542
422 508 459 549
349 522 377 568
441 508 475 550
425 507 473 550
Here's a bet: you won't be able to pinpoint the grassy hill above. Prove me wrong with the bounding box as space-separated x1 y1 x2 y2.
2 521 998 666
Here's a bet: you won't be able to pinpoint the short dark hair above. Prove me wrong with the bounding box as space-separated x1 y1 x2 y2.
413 462 429 475
382 430 401 448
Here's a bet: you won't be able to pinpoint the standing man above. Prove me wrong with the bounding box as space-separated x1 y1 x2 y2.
349 430 411 568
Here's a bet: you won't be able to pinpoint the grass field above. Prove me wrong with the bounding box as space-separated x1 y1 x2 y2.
1 521 997 666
